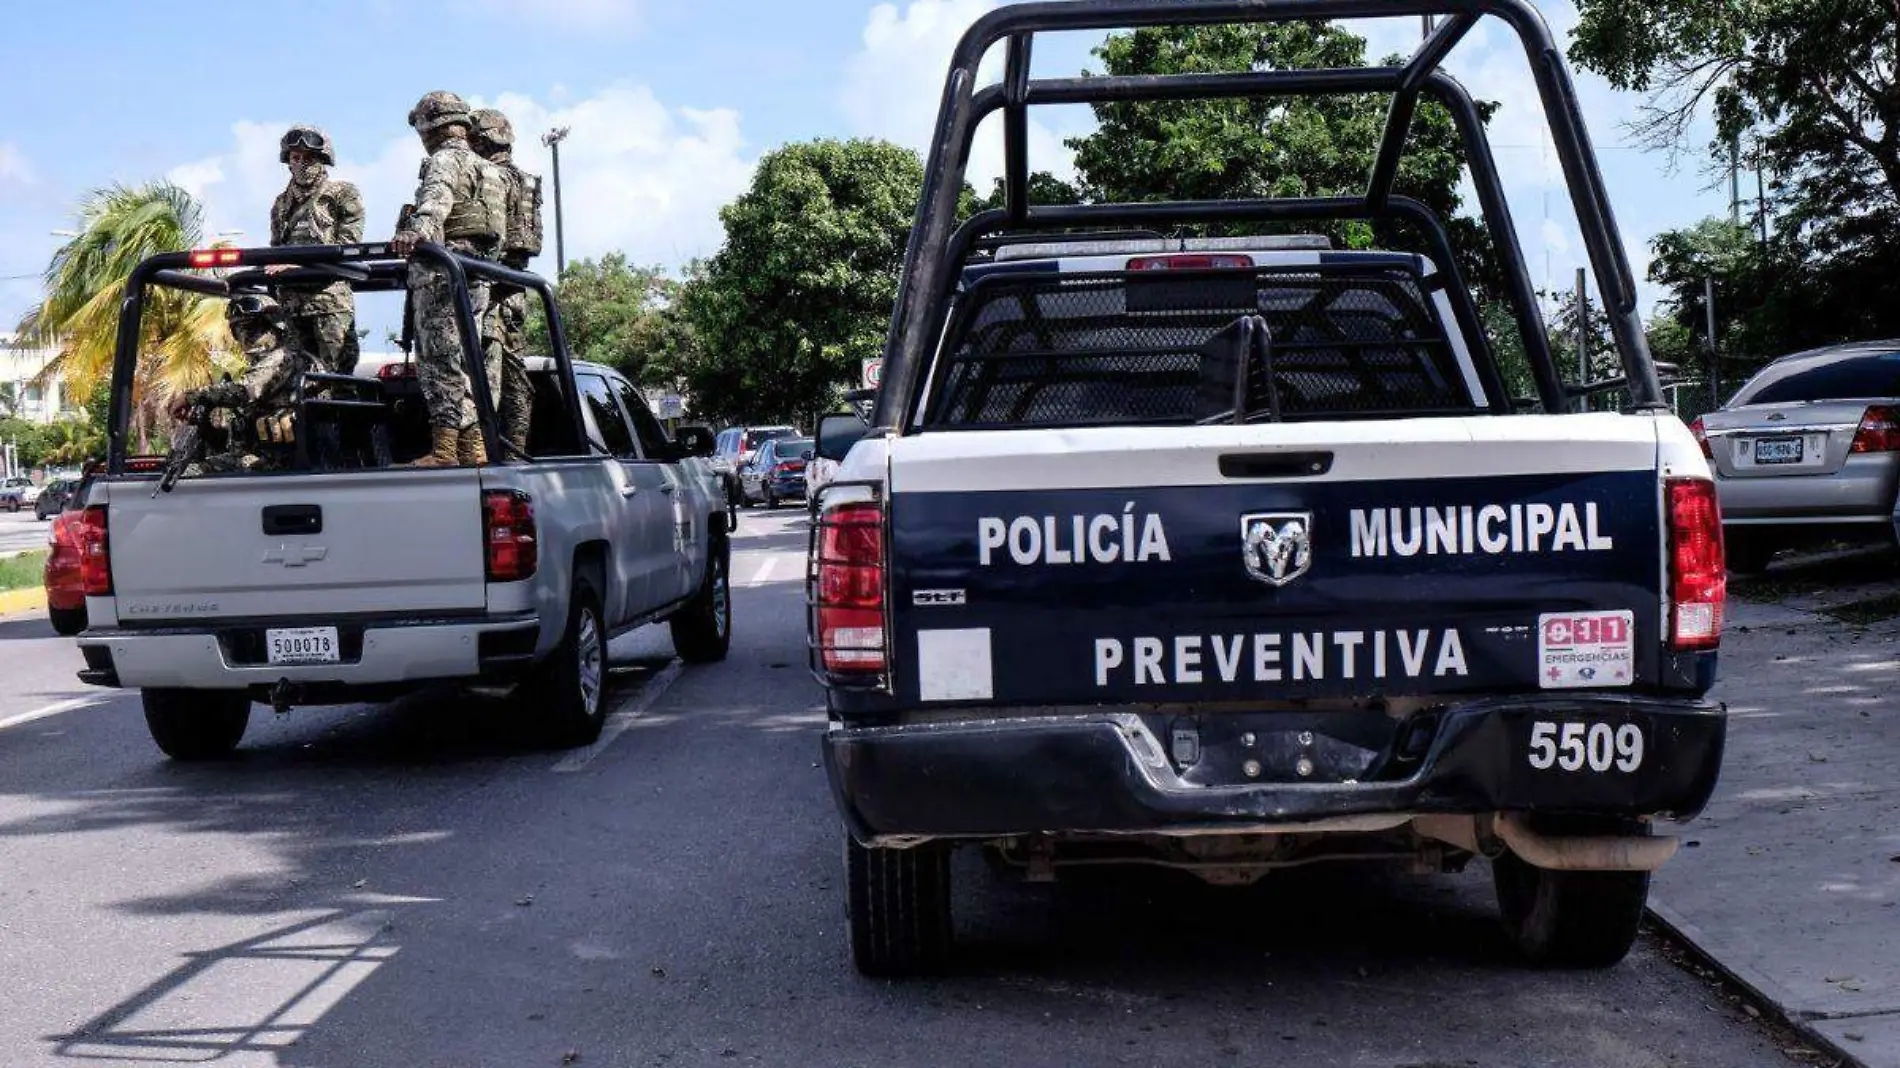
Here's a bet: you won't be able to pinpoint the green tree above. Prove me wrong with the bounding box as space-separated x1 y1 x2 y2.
966 171 1087 215
15 182 238 449
680 138 924 426
526 253 693 386
1064 22 1500 294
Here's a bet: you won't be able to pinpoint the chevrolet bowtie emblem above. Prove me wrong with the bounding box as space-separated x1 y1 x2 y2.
262 544 328 567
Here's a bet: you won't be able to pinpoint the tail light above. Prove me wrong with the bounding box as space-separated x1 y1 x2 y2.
377 362 419 380
1666 478 1725 650
1126 253 1252 271
1688 417 1714 459
1850 405 1900 453
483 490 537 582
774 462 800 475
74 505 112 596
188 248 242 268
815 501 886 673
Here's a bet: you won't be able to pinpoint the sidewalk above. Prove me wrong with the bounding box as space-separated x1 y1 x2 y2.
1650 579 1900 1067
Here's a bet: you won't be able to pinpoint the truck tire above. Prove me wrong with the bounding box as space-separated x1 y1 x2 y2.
669 537 731 664
533 578 608 748
49 605 86 637
845 835 952 977
1492 850 1649 968
142 689 251 761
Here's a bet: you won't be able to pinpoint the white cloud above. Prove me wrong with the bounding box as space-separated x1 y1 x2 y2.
838 0 1078 188
0 142 34 186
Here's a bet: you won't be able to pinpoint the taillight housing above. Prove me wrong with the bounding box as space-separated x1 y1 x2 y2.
483 490 537 582
1688 417 1714 460
377 362 419 380
75 505 112 596
1125 253 1252 271
815 501 886 673
1666 478 1725 650
1850 405 1900 453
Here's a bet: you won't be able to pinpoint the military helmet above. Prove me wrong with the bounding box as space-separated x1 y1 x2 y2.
471 109 515 148
408 91 473 133
279 125 336 165
225 292 288 332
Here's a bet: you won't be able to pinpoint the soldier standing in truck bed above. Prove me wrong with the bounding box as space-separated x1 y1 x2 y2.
266 126 365 374
390 91 508 467
469 108 543 458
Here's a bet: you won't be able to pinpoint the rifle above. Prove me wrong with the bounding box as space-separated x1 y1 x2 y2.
155 405 207 496
396 203 418 356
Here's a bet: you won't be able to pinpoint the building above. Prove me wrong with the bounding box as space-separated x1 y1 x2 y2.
0 333 77 424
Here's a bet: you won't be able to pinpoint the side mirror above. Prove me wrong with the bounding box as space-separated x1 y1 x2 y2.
815 411 872 463
800 449 814 461
674 425 715 458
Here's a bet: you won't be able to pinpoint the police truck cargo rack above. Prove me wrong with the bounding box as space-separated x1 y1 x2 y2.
808 0 1727 978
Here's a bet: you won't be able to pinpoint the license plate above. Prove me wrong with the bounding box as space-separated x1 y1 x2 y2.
1753 436 1803 464
1537 611 1634 689
266 626 340 665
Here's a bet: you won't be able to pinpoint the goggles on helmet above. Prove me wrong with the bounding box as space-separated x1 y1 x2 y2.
281 129 327 153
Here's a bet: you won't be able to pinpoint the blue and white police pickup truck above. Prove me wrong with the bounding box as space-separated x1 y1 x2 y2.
808 0 1728 978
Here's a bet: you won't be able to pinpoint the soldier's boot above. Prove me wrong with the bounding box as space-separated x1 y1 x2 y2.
457 427 488 466
405 427 461 468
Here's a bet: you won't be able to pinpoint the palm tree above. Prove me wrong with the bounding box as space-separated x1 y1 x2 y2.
16 182 237 449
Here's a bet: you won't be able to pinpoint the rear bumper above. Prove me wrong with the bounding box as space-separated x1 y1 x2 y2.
75 612 541 692
824 694 1725 842
1714 453 1900 523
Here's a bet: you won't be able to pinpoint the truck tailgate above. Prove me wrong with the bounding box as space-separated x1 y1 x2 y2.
886 414 1666 706
103 469 488 621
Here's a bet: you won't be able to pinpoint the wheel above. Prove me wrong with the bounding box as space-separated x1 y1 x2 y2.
49 605 86 636
531 577 607 747
845 835 953 977
142 689 251 761
1493 849 1649 968
670 536 731 663
765 486 779 509
1724 530 1775 575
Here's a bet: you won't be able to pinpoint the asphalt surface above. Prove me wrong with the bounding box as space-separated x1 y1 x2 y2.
0 508 1804 1067
0 505 57 554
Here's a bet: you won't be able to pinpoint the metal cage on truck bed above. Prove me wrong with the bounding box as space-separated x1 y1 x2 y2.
872 0 1668 433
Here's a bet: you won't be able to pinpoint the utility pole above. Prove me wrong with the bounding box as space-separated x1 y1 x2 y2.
1755 159 1770 250
1728 135 1741 225
540 126 571 278
1575 268 1589 412
1704 276 1720 410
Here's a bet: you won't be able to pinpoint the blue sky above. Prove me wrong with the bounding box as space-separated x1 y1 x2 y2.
0 0 1738 338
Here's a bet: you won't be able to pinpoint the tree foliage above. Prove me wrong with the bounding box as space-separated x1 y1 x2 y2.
677 138 924 426
527 253 693 387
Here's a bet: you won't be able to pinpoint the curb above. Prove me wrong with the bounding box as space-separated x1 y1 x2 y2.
0 585 45 616
1648 897 1869 1068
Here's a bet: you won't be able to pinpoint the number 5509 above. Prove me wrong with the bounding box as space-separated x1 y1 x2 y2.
1528 721 1644 773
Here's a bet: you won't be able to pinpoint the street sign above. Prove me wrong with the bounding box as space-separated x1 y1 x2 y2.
861 357 883 390
657 394 684 419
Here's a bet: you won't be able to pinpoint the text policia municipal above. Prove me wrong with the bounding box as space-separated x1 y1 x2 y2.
1095 629 1469 687
974 502 1614 566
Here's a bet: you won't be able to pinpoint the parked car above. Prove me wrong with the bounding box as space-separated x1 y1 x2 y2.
1692 340 1900 572
739 436 811 508
35 477 79 520
712 426 798 508
807 410 873 510
0 486 20 512
5 476 40 507
44 511 86 636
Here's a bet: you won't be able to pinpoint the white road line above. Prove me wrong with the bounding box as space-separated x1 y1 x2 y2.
0 696 102 732
748 556 779 586
551 661 684 773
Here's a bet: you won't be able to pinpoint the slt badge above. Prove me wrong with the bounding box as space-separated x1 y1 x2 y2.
1241 512 1313 587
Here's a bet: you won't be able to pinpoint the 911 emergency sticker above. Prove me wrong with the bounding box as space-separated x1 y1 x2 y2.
1536 610 1634 689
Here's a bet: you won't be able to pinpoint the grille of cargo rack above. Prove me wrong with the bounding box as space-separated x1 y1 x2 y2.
925 268 1473 428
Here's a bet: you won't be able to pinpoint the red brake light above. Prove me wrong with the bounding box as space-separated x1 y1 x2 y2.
1666 478 1725 650
483 490 537 582
1850 405 1900 453
1688 417 1714 460
75 505 112 596
1126 253 1252 271
815 501 886 673
124 456 165 473
188 248 242 268
377 362 419 380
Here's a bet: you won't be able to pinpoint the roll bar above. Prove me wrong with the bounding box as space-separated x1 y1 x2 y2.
872 0 1663 430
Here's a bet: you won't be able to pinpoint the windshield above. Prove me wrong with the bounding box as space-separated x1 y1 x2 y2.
1731 349 1900 406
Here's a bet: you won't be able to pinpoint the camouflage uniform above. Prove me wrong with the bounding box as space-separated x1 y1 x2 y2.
471 108 544 457
396 91 508 465
189 295 309 471
269 126 365 374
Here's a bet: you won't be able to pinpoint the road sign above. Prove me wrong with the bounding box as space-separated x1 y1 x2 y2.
657 394 684 419
861 357 883 390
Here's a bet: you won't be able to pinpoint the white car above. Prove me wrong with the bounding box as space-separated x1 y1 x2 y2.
5 477 41 506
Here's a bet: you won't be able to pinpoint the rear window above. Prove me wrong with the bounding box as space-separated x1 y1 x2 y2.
921 266 1474 429
775 438 812 456
1732 350 1900 406
747 428 795 446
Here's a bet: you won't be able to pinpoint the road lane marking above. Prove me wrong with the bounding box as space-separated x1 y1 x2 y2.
0 696 101 732
748 556 779 586
551 660 684 773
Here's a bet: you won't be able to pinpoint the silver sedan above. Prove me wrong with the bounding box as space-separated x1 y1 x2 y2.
1694 340 1900 572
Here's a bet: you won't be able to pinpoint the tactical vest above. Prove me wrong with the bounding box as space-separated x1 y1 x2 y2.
442 150 507 243
505 168 544 258
277 181 342 245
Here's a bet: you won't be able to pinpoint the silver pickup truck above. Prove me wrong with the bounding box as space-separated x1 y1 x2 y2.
70 242 731 760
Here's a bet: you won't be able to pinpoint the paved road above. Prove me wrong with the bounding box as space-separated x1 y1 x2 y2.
0 506 55 555
0 509 1801 1067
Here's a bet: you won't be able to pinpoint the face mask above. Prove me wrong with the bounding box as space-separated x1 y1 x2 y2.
291 158 327 187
